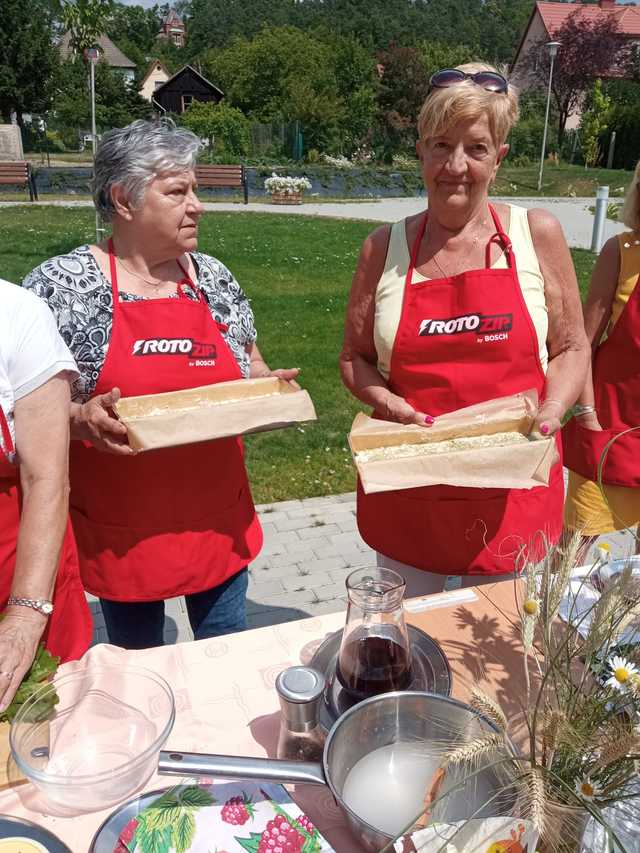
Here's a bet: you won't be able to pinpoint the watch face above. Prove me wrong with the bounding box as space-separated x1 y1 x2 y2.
40 602 54 615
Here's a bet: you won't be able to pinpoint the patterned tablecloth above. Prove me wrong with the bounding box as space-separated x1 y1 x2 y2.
0 581 523 852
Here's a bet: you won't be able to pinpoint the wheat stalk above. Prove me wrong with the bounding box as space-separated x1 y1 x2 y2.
595 728 640 770
469 687 508 733
582 580 626 658
542 709 566 759
524 766 547 833
547 531 581 621
442 733 506 768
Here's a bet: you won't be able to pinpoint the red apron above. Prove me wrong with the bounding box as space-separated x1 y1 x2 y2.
69 243 262 602
563 273 640 487
357 205 564 575
0 408 91 661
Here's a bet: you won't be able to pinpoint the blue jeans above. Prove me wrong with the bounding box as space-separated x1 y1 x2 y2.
99 568 249 650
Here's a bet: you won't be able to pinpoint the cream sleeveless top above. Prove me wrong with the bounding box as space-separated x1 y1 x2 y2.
373 204 549 379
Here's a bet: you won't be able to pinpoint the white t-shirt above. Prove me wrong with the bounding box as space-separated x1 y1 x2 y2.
0 278 78 463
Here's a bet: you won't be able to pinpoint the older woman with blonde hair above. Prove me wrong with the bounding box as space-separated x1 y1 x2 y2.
340 63 589 595
563 161 640 556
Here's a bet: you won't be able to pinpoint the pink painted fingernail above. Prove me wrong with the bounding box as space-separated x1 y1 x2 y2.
425 415 434 425
540 424 549 435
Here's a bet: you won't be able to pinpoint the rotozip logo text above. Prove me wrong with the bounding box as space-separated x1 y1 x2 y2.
132 338 217 359
418 313 513 337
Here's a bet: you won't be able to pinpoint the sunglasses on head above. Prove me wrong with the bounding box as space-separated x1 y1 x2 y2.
429 68 509 94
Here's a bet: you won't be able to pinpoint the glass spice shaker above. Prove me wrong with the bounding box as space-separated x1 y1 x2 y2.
275 666 326 762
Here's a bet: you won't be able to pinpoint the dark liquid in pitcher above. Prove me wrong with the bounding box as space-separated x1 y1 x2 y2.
336 632 411 699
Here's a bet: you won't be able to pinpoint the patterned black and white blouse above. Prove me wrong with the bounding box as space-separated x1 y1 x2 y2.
22 246 257 402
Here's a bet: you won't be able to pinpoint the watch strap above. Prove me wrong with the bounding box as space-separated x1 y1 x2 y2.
6 596 54 616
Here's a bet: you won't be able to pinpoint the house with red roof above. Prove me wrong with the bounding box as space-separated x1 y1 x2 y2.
158 9 187 48
511 0 640 126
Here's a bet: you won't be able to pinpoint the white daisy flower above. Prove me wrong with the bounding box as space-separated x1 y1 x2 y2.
606 655 638 691
523 598 540 617
575 777 600 802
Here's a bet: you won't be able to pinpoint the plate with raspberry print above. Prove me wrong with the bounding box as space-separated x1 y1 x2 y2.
89 781 335 853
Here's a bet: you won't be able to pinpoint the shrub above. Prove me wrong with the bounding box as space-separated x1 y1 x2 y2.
181 101 250 159
601 103 640 171
508 116 546 162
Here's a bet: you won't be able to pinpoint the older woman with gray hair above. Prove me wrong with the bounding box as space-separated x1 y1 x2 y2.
23 119 296 649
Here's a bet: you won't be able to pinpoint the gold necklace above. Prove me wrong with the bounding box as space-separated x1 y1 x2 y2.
116 257 167 289
425 220 487 278
430 250 450 279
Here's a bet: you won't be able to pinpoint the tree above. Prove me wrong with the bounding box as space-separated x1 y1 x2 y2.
324 32 378 152
0 0 60 124
107 3 162 54
376 45 429 159
521 11 631 148
475 0 533 64
202 27 345 151
180 101 250 158
418 41 476 81
55 0 114 54
580 79 611 168
603 101 640 171
188 0 296 54
52 58 151 145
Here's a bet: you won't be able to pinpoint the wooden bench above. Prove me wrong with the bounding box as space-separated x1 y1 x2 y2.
195 165 248 204
0 161 37 201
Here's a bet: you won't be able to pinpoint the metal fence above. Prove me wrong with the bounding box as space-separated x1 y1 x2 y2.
249 120 303 159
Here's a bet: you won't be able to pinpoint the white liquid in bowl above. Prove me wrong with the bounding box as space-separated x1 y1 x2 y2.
341 742 440 836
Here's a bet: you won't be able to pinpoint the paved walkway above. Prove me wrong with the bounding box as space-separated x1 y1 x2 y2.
0 196 624 250
88 486 637 645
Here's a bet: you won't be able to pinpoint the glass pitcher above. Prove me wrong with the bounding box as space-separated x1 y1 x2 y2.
336 566 412 700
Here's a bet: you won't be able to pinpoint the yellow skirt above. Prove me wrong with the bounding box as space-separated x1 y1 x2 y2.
564 471 640 535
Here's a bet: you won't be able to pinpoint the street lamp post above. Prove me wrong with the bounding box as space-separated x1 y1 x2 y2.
84 47 101 243
537 41 561 193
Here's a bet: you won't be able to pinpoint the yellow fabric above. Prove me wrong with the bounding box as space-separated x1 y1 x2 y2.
373 204 549 380
605 232 640 334
565 471 640 535
564 231 640 534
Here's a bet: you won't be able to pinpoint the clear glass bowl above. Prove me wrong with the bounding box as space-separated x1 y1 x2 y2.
10 664 175 812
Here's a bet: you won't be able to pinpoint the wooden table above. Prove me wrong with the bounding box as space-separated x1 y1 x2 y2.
0 580 523 852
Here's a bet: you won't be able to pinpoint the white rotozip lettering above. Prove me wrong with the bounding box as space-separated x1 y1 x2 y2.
132 338 194 355
418 314 482 335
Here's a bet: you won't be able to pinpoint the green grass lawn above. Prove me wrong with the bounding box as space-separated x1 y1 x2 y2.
0 207 597 503
494 163 633 198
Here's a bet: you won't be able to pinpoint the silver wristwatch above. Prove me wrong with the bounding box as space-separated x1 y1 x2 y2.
6 597 54 616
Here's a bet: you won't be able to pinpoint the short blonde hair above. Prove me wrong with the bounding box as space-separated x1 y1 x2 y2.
620 160 640 232
417 62 519 148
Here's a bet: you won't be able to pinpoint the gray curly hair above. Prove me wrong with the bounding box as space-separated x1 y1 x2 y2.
93 119 202 221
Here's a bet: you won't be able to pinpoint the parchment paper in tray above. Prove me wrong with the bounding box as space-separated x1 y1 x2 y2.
349 389 559 494
113 376 317 452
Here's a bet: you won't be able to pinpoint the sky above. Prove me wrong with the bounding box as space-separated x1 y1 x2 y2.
118 0 159 7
